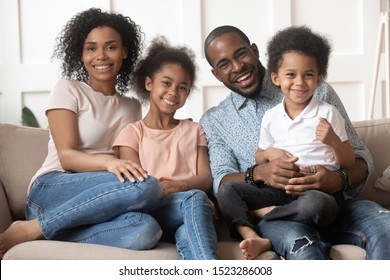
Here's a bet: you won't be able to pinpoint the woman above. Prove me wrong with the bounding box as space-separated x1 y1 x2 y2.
0 8 162 259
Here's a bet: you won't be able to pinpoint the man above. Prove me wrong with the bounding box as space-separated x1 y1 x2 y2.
200 25 390 259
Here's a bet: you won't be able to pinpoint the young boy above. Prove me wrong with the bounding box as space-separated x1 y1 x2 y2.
254 25 355 218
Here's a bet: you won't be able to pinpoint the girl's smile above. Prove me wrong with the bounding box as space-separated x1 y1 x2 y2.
146 63 191 114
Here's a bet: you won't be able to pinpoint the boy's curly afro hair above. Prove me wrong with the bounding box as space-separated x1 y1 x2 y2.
267 25 331 78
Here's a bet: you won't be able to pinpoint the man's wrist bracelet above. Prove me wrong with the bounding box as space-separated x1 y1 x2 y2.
245 164 259 185
336 169 350 192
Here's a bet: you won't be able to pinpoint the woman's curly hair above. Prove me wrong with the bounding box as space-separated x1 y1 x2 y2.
52 8 144 94
266 25 331 78
130 36 197 104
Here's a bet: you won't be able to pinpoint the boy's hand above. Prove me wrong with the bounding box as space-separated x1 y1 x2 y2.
265 147 294 161
316 117 339 146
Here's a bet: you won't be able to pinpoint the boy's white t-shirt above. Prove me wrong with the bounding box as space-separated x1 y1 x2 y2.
29 78 141 189
258 97 348 171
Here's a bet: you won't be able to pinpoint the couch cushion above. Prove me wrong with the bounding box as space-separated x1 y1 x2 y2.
4 241 179 260
4 239 281 260
0 124 49 219
329 244 366 260
353 118 390 206
374 165 390 192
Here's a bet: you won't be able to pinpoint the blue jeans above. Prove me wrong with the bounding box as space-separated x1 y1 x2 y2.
26 171 163 250
151 190 218 260
258 199 390 259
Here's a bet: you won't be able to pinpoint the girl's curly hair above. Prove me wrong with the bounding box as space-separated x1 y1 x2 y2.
52 8 144 94
267 25 331 78
130 36 197 103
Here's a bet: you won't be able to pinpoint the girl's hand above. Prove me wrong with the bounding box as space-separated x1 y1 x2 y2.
107 158 148 183
159 180 186 197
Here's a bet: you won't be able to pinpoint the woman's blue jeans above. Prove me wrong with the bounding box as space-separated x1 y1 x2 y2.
258 199 390 259
151 190 218 260
26 171 163 250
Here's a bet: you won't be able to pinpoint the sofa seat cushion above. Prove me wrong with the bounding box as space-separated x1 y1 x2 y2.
4 241 179 260
4 240 281 260
329 244 366 260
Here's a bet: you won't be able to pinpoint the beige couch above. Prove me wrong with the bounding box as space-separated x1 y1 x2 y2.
1 118 390 260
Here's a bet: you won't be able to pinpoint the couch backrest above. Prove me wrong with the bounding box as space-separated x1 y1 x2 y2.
0 124 49 219
353 118 390 206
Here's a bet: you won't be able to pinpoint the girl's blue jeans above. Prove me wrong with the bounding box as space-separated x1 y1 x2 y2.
26 171 163 250
151 189 218 260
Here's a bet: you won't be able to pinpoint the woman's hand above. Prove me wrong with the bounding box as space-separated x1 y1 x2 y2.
106 158 148 183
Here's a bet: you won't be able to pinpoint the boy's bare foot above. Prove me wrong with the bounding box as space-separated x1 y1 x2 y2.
0 219 43 259
239 237 272 260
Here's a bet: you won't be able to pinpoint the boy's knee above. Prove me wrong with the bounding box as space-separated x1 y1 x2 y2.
302 191 337 210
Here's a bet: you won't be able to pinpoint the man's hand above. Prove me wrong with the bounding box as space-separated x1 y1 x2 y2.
254 156 302 189
284 165 343 195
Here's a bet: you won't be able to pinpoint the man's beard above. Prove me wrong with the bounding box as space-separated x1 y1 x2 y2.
232 63 265 100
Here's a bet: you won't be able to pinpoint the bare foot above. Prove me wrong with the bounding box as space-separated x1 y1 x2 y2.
0 219 43 259
239 237 272 260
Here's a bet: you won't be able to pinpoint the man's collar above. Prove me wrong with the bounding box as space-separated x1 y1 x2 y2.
231 92 248 109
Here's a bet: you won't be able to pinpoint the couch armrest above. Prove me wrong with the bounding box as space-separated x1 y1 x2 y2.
0 180 13 232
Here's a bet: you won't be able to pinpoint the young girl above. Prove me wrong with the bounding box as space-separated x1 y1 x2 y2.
0 8 163 259
112 37 218 260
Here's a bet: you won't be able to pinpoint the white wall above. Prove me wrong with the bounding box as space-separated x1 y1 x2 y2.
0 0 386 127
